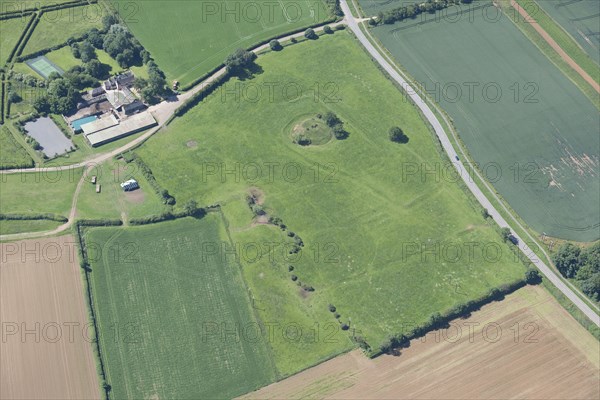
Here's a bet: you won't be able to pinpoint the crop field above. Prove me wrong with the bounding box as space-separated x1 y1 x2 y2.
109 0 331 87
0 236 101 399
515 0 599 83
0 17 28 66
22 4 103 56
85 216 277 399
243 285 600 399
536 0 600 64
137 32 526 374
0 167 82 216
0 126 34 169
369 5 599 242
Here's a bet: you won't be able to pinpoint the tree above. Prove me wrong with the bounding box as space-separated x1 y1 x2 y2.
7 90 21 103
102 14 119 31
525 268 541 284
580 274 600 301
79 40 97 63
85 59 107 79
183 199 199 216
332 123 348 139
500 227 511 243
116 48 135 68
323 111 340 127
33 96 51 113
269 39 282 51
304 28 317 40
71 44 80 59
389 126 408 143
323 25 333 34
553 243 581 278
86 28 104 49
224 48 257 74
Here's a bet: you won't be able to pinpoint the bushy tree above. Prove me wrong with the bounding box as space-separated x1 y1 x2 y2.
86 28 104 49
78 40 97 63
525 268 541 284
553 243 581 278
323 25 333 34
580 274 600 301
389 126 408 143
103 25 142 68
323 111 341 127
304 28 317 39
102 14 119 31
85 59 107 79
224 48 257 74
269 39 282 51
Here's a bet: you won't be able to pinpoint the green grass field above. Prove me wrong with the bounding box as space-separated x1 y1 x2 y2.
535 0 600 65
109 0 331 87
0 17 29 66
22 4 103 55
76 159 167 220
86 216 277 399
0 126 34 169
137 32 526 371
0 219 62 235
369 6 599 242
0 167 82 216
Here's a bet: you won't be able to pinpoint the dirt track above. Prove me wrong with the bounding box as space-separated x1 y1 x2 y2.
0 236 100 399
510 0 600 94
242 285 599 400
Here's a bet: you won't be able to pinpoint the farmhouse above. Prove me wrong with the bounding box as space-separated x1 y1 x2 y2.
104 71 135 91
120 179 139 191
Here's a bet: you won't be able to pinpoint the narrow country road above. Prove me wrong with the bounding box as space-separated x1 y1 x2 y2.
339 0 599 327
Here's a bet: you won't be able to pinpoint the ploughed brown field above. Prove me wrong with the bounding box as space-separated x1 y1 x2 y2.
242 285 599 400
0 236 100 399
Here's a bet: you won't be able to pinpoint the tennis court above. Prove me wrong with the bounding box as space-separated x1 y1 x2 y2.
25 56 64 79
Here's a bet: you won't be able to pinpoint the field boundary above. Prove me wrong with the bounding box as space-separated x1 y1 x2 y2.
73 219 124 400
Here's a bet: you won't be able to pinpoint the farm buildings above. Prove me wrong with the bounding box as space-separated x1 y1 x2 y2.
80 111 157 147
66 71 157 146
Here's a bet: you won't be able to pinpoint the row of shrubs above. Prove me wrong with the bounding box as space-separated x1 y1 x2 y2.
5 13 36 64
374 0 476 25
127 153 176 205
178 12 340 92
0 213 67 222
173 72 229 119
0 10 33 20
129 207 207 226
72 219 115 398
0 74 5 124
371 271 540 356
245 198 314 291
15 11 42 58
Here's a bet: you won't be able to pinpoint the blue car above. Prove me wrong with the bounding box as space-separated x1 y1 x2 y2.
455 155 460 161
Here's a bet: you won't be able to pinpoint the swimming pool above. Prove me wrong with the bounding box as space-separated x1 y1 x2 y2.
71 116 98 133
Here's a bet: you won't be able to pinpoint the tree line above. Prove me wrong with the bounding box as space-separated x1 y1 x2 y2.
374 0 476 25
553 242 600 301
